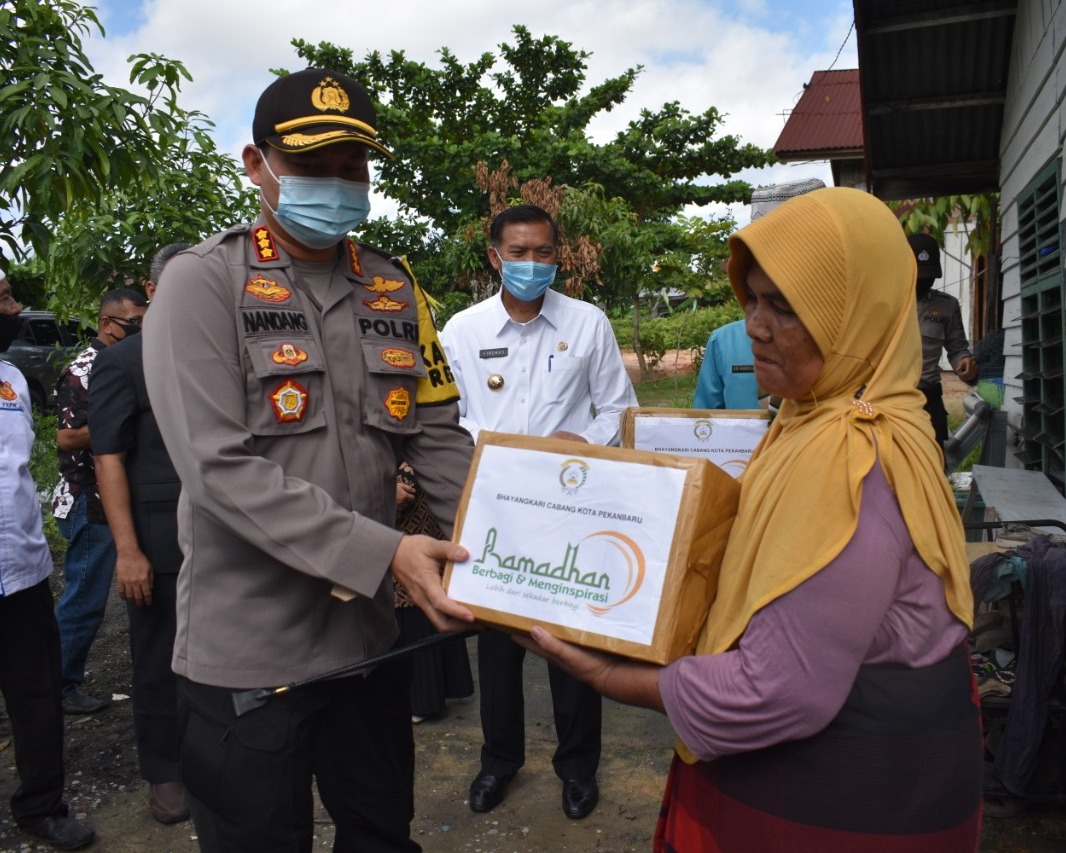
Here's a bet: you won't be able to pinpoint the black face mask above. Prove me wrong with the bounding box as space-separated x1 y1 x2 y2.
0 313 20 352
916 279 934 299
110 319 142 338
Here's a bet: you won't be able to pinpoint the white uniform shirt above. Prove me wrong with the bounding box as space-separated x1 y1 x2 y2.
0 361 53 596
440 288 636 446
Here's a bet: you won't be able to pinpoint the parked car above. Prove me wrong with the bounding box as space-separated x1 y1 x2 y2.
1 311 92 412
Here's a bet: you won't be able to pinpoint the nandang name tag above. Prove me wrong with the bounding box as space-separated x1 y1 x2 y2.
621 407 769 479
444 432 740 663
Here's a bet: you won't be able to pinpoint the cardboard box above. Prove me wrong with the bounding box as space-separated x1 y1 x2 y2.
444 432 740 663
621 407 769 478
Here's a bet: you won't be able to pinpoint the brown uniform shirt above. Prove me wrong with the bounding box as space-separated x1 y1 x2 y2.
143 222 471 688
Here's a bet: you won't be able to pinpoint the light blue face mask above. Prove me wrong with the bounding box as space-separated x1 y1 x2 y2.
493 248 557 302
262 157 371 250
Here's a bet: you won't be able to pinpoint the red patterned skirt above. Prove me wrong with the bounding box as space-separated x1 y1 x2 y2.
655 647 983 852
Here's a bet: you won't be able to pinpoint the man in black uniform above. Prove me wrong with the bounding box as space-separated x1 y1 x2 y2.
909 233 978 448
89 243 191 826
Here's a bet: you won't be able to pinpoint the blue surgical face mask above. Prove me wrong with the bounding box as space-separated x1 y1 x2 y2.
493 248 557 302
261 156 371 250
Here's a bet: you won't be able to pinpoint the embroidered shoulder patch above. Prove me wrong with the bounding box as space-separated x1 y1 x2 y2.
347 240 364 277
0 381 16 401
253 226 279 262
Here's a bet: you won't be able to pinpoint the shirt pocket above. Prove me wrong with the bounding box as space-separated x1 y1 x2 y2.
360 340 425 436
546 354 588 393
243 335 327 436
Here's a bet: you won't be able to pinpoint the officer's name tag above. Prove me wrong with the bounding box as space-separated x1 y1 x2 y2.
480 348 508 359
731 365 754 374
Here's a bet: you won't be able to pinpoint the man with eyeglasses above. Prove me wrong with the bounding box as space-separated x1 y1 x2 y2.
52 287 147 716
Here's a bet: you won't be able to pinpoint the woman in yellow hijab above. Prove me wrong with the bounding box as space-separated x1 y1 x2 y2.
519 187 982 851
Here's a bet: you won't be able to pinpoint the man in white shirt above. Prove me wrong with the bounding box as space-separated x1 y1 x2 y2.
440 204 637 820
0 275 95 850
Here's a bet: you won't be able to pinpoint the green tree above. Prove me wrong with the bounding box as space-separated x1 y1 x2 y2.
288 28 770 374
290 29 771 236
0 1 257 316
892 194 1001 333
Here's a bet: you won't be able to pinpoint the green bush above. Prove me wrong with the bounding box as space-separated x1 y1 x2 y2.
611 306 744 367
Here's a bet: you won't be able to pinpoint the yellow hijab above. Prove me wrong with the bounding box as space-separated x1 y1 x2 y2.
696 187 973 657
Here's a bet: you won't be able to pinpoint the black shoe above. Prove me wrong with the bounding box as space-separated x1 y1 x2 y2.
469 772 512 813
20 815 95 850
562 777 599 819
62 690 109 715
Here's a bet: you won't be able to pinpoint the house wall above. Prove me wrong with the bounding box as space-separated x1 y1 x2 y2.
997 0 1066 465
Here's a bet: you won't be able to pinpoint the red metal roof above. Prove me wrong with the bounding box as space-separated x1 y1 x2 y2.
774 69 864 160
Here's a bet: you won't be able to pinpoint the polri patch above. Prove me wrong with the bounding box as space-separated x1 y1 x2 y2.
479 348 508 359
245 275 292 303
385 387 411 420
0 381 15 401
270 379 309 423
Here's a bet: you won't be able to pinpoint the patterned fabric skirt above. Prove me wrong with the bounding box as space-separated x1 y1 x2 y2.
654 647 983 852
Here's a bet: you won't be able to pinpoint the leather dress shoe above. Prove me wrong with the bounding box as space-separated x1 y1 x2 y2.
62 690 109 715
469 772 512 813
19 815 95 850
562 777 599 819
149 781 190 824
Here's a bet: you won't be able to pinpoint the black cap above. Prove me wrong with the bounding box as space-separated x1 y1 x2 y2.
252 68 392 159
907 233 942 279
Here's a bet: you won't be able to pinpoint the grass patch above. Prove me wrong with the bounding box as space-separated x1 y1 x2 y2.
635 373 697 408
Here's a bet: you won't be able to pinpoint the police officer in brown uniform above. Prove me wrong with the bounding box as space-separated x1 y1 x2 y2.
143 69 474 852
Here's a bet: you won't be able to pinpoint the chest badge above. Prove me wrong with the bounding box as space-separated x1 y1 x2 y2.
245 275 292 303
0 381 16 401
362 276 405 294
363 295 409 313
487 373 504 391
270 343 309 366
381 348 417 369
253 226 279 262
270 379 309 423
385 387 411 420
557 341 569 351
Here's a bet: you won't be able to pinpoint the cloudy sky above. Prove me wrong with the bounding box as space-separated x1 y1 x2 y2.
82 0 857 226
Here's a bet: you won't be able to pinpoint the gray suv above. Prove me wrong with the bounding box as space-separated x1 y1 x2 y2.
1 311 91 412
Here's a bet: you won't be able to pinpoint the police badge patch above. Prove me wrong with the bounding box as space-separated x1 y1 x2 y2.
270 379 309 423
385 387 411 420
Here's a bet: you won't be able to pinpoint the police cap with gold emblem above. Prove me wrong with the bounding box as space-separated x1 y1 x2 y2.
253 68 393 159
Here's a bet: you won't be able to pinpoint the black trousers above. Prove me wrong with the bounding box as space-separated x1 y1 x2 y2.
0 579 68 825
126 572 179 783
177 657 418 853
478 629 601 780
920 382 949 449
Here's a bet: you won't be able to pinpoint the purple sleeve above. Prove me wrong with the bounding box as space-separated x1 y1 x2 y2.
659 459 967 761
